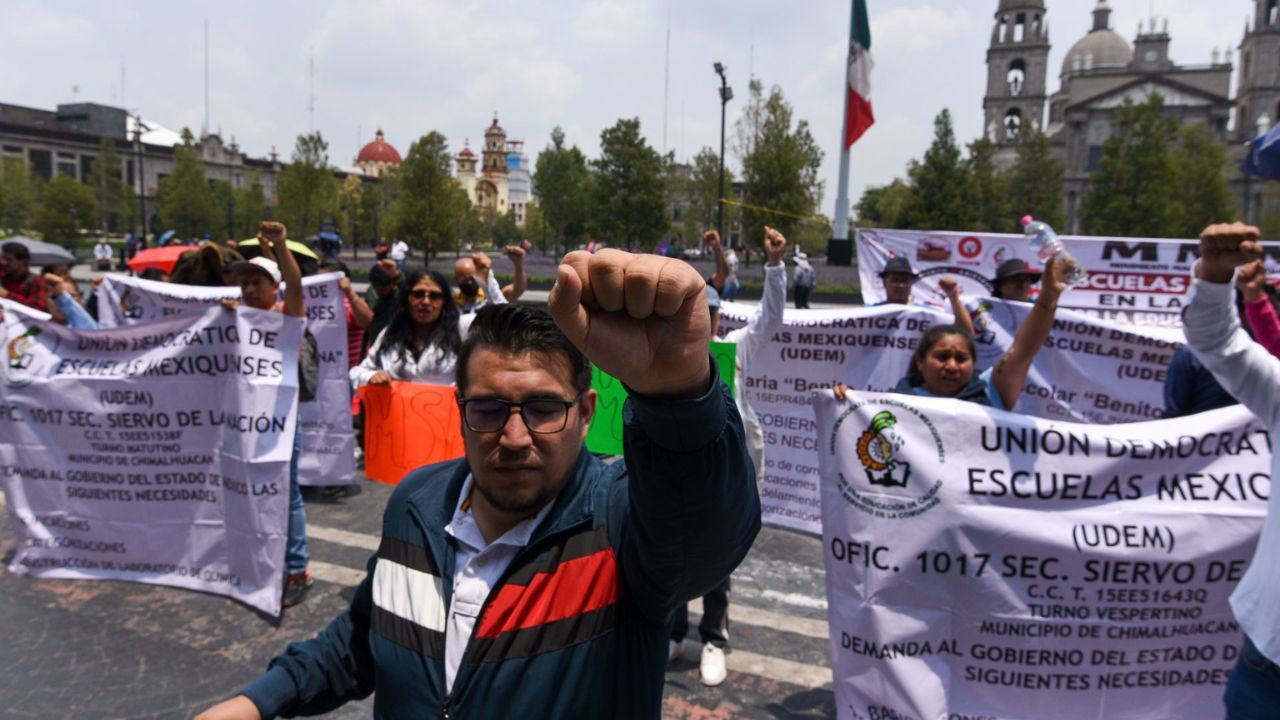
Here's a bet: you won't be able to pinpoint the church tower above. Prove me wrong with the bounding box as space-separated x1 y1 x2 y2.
482 117 508 175
1237 0 1280 141
983 0 1050 154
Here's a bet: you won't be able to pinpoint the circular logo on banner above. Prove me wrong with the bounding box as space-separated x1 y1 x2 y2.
829 398 946 519
958 235 983 259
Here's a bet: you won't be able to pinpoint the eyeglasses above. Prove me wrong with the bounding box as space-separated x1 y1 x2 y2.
457 395 582 434
408 289 445 301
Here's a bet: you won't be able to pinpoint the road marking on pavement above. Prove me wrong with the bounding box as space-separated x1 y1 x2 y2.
307 521 832 647
691 596 829 640
757 588 828 611
724 647 832 689
310 559 367 587
308 523 379 552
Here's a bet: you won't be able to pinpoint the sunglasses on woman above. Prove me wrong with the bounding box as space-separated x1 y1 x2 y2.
408 289 445 301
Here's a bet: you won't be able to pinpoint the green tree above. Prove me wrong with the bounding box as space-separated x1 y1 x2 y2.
275 132 341 238
737 82 824 243
358 179 387 247
338 174 364 248
33 175 97 246
1079 95 1182 237
524 201 552 253
85 136 135 233
1172 123 1234 238
233 171 266 238
966 137 1010 233
155 145 220 239
210 180 237 239
591 118 668 251
0 157 39 232
902 109 975 230
855 179 914 229
1004 128 1064 231
385 131 471 257
533 127 593 255
678 147 728 242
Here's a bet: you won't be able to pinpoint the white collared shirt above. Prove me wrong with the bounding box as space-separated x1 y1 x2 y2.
443 474 556 692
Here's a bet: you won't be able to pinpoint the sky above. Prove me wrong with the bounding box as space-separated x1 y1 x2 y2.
0 0 1255 222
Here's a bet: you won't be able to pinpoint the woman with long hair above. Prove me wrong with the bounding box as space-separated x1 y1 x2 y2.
351 267 462 387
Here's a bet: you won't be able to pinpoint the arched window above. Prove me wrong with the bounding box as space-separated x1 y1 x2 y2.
1270 0 1278 26
1004 108 1023 140
998 17 1007 43
1007 60 1026 96
1014 13 1026 42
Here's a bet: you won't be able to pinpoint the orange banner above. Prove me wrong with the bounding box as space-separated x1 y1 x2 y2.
359 382 465 485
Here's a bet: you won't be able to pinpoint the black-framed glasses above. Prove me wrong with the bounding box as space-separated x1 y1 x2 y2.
457 395 582 434
408 289 445 301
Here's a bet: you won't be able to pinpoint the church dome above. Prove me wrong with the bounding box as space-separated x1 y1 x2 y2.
357 129 402 165
1062 1 1132 76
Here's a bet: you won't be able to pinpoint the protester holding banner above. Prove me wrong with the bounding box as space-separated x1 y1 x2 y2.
318 259 373 369
196 251 758 720
351 267 461 387
1182 221 1280 716
227 222 314 608
837 256 1066 410
671 225 788 686
43 272 99 330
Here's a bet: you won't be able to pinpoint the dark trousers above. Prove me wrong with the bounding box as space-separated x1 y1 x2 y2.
1225 636 1280 719
794 285 812 309
671 579 730 648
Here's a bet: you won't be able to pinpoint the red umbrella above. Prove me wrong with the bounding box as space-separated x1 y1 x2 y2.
127 245 198 274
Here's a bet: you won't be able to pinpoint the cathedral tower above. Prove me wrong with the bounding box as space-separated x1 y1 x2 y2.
1237 0 1280 140
983 0 1050 151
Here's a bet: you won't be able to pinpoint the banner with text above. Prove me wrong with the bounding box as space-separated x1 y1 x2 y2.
358 382 465 485
1 299 299 616
856 227 1280 327
814 391 1266 720
97 274 355 486
719 300 1185 534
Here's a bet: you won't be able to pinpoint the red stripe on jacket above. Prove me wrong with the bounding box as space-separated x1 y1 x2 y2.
476 549 619 639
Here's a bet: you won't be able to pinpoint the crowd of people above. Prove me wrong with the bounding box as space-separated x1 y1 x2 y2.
3 219 1279 718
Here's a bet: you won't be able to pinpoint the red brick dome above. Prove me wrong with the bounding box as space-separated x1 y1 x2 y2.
357 129 401 165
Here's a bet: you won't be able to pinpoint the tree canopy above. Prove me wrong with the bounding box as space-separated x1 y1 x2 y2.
591 118 667 251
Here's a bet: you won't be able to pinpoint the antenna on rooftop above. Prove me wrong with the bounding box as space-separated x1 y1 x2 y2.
662 11 670 157
203 19 210 136
308 52 316 133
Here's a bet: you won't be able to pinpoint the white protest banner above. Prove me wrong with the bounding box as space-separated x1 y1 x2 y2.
0 299 299 616
857 227 1280 327
97 273 355 486
813 391 1267 720
719 301 1184 534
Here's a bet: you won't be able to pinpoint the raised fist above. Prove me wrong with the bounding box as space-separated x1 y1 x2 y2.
1199 222 1262 284
549 249 711 398
763 226 787 265
504 244 526 263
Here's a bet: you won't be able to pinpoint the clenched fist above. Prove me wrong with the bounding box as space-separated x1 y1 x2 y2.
549 249 711 398
1199 222 1262 284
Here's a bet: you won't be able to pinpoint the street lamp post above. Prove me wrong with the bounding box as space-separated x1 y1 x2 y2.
713 63 732 243
133 115 148 245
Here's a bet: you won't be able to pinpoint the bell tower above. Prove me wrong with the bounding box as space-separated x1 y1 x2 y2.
1237 0 1280 141
983 0 1050 155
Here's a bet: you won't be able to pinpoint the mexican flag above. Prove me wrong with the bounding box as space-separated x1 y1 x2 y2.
844 0 874 146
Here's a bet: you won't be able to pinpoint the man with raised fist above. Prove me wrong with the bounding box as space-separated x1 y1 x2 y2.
197 250 759 720
1182 221 1280 717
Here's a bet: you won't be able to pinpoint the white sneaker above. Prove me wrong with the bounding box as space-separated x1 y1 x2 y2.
668 640 683 664
699 643 727 686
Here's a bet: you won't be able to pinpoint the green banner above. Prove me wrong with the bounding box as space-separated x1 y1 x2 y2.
585 342 736 455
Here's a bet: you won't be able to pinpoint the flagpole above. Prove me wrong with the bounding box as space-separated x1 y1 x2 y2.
831 0 856 263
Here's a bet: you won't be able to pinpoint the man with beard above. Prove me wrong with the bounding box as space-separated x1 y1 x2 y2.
197 250 758 720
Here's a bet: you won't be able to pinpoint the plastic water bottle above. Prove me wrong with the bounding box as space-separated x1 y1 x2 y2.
1021 215 1087 288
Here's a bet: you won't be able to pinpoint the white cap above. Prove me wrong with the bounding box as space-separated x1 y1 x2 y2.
231 256 282 284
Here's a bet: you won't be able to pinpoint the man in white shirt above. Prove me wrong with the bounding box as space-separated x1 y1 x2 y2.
1182 221 1280 717
390 239 409 271
93 238 114 271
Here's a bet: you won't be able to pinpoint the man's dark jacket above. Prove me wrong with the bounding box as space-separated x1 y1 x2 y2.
244 377 759 719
